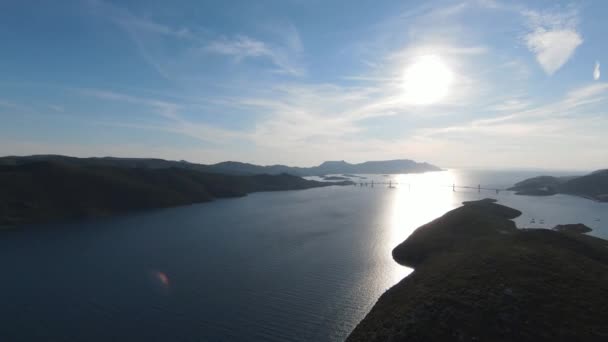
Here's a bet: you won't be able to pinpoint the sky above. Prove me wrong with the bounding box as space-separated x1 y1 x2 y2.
0 0 607 170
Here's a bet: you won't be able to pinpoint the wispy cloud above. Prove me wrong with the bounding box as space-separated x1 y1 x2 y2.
76 1 537 165
81 88 181 120
89 0 304 79
0 99 36 114
403 81 608 169
205 35 304 76
48 105 65 112
594 61 601 81
86 0 197 79
486 98 530 112
419 82 608 139
14 0 601 169
81 88 244 145
87 0 196 40
523 7 583 75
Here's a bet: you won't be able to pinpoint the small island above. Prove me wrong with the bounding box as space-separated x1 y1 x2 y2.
509 170 608 202
553 223 593 234
321 175 350 181
347 199 608 341
342 174 367 179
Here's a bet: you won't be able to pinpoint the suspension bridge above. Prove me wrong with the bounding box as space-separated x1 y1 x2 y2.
354 181 504 193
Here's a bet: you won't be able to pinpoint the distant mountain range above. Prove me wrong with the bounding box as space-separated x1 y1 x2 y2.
0 155 442 176
509 169 608 202
209 159 441 175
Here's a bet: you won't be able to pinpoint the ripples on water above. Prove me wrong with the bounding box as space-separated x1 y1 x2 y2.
0 170 605 341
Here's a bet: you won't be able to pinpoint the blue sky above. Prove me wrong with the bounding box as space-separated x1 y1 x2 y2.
0 0 606 169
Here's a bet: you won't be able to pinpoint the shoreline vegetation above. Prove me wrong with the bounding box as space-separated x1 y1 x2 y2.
510 170 608 202
347 199 608 341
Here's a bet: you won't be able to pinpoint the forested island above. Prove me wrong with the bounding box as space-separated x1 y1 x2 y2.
510 169 608 202
347 199 608 341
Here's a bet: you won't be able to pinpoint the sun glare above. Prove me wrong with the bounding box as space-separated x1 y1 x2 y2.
402 55 454 105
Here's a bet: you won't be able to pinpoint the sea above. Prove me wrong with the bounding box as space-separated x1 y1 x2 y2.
0 169 605 341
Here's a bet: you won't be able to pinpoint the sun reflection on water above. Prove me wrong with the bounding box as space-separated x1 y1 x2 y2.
386 170 460 284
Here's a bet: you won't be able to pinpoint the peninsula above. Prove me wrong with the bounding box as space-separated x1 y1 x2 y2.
347 199 608 341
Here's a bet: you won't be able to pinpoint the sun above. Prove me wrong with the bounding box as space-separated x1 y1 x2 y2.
401 55 454 105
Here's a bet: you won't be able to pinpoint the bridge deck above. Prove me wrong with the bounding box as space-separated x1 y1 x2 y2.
353 182 504 192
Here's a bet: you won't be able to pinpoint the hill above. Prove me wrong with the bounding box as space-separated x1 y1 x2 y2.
0 161 351 226
312 159 441 175
347 199 608 341
0 155 441 176
509 170 608 201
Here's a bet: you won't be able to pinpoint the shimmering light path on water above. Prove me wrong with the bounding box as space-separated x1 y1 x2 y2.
0 170 605 341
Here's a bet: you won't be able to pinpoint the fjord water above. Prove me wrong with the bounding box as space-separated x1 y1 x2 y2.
0 170 606 341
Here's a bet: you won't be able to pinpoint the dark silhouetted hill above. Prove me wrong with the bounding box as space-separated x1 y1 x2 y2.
509 170 608 201
0 155 441 176
312 159 441 175
0 160 351 226
347 199 608 341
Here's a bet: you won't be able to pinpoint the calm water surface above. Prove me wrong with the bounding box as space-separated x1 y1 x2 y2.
0 170 606 341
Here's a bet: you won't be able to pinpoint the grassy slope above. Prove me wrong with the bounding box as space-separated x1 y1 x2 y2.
0 161 350 226
347 199 608 342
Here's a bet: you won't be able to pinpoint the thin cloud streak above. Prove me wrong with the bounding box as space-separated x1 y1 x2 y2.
89 0 304 79
81 89 244 144
417 82 608 139
204 35 304 76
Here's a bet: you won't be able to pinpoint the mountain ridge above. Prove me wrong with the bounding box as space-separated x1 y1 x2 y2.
0 155 441 176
